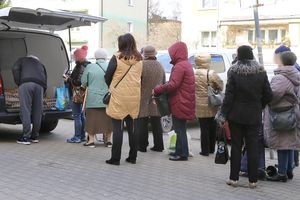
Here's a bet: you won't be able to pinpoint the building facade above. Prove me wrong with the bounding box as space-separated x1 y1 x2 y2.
11 0 148 56
182 0 300 54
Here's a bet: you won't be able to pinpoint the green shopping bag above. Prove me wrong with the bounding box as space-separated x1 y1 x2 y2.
168 131 177 150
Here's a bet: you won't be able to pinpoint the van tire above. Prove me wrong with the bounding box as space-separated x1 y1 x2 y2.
40 119 59 132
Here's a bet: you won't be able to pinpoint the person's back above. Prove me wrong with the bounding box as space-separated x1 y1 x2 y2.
140 57 165 118
12 56 47 90
12 55 47 145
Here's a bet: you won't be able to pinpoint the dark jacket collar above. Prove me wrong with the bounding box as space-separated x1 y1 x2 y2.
230 60 265 75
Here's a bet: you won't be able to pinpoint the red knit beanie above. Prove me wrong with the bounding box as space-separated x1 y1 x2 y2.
74 45 88 61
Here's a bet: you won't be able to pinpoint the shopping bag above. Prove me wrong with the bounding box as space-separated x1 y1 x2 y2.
215 124 229 164
168 131 177 150
56 86 70 110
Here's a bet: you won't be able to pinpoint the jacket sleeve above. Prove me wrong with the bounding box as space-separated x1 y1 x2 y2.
12 58 22 86
105 55 117 87
81 66 89 88
210 72 223 91
221 69 235 117
269 74 287 106
261 72 273 108
154 64 184 95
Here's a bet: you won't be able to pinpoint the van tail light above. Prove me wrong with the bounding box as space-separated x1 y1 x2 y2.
0 75 3 95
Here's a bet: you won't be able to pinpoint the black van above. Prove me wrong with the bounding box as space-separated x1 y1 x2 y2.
0 7 106 132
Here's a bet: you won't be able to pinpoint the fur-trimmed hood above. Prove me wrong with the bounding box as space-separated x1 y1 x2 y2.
230 60 265 75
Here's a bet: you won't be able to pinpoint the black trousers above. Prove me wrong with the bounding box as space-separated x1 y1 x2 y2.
199 117 217 154
295 151 299 165
173 117 189 158
111 116 138 161
229 121 259 183
138 117 164 151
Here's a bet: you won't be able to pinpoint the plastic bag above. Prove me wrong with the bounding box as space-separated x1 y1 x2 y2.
55 86 70 110
168 131 177 151
168 131 194 157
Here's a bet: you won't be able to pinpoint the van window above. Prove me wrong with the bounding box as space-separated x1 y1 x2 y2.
157 53 173 73
210 54 225 73
0 38 26 71
188 56 196 68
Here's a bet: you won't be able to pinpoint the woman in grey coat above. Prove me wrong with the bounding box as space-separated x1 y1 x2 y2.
264 51 300 182
137 45 165 152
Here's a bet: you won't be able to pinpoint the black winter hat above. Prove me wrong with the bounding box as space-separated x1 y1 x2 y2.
237 45 254 61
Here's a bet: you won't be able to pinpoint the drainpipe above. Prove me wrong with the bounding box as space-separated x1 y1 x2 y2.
100 0 104 47
146 0 149 41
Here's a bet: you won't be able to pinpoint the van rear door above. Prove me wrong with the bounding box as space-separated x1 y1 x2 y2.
0 7 107 31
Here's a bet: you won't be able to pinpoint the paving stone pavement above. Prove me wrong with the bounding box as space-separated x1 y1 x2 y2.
0 119 299 200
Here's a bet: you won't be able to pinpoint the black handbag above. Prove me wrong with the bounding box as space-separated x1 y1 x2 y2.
103 64 133 105
269 106 296 131
215 124 229 165
153 93 171 116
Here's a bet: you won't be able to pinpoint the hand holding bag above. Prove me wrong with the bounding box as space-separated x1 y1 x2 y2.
215 124 229 164
207 70 224 107
103 64 133 105
152 93 171 116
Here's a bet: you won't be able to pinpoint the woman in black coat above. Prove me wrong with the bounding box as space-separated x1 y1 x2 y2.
216 45 273 188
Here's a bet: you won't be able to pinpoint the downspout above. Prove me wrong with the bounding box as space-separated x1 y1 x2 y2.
100 0 104 47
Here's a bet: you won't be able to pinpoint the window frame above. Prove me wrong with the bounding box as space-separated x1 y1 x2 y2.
127 21 133 33
128 0 134 6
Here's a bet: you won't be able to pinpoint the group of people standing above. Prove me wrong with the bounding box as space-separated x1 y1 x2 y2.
13 31 300 189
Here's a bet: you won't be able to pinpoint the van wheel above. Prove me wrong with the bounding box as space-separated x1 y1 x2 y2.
40 119 59 132
161 115 173 133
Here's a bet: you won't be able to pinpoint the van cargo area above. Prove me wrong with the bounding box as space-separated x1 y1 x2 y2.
0 30 69 112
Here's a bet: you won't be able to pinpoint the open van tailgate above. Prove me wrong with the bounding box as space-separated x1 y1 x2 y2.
0 7 107 31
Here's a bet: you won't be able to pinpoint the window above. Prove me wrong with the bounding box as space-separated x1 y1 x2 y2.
201 31 217 47
281 29 286 38
201 32 210 47
201 0 218 8
127 22 133 33
248 30 254 43
128 0 134 6
156 53 172 73
211 31 217 47
269 29 278 44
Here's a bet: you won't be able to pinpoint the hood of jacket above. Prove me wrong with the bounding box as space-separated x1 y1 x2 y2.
274 66 300 86
195 53 211 69
168 42 188 65
230 60 265 75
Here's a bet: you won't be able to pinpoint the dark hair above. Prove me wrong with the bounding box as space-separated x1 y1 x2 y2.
280 51 297 66
237 45 254 61
118 33 142 61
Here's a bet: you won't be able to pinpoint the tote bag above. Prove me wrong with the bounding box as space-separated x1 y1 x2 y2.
56 86 70 110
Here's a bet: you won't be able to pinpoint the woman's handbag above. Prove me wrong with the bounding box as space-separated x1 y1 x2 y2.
269 106 296 131
103 64 133 105
72 86 86 103
215 124 229 165
153 93 171 116
207 70 224 107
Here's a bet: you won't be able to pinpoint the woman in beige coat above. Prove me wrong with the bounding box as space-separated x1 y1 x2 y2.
194 53 223 156
104 33 143 165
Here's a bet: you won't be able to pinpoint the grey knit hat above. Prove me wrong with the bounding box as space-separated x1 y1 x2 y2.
143 45 157 59
94 48 108 60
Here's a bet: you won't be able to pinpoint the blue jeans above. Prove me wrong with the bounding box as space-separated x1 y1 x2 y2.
72 102 85 140
277 150 294 175
173 117 189 158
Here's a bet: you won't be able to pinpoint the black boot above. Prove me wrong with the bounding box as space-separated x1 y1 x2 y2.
106 159 120 166
267 174 288 182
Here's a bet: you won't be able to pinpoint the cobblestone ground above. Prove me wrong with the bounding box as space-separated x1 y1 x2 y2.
0 119 299 200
